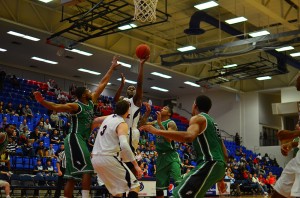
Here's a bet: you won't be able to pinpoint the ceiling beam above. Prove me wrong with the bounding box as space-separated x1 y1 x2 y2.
244 0 298 30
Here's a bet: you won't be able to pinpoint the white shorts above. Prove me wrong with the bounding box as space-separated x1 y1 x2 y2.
91 155 139 196
273 156 300 197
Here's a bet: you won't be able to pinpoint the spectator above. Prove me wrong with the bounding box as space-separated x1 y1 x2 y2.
36 122 47 136
19 119 29 132
235 132 241 146
29 128 41 143
0 117 9 130
50 111 59 127
252 173 268 195
35 141 48 157
6 137 17 156
44 159 55 176
0 152 10 171
0 105 3 114
5 102 14 115
48 144 56 158
15 104 24 116
43 119 52 132
22 142 35 157
33 159 45 176
50 129 61 144
23 104 33 119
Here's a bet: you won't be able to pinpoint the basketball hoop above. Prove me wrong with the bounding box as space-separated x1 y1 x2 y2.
133 0 158 23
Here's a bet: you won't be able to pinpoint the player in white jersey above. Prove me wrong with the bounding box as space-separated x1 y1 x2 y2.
113 57 148 174
271 75 300 198
91 100 143 198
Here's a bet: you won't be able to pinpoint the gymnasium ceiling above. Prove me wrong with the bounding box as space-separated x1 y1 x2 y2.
1 0 300 100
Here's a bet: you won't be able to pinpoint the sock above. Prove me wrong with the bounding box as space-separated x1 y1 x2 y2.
82 190 90 198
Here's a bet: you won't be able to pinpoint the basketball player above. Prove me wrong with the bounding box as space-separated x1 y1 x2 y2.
91 100 143 198
143 103 182 198
34 56 121 198
271 75 300 198
113 56 148 173
140 95 228 198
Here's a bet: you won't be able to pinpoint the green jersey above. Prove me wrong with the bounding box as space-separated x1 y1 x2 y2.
69 100 94 140
193 113 225 163
155 119 177 154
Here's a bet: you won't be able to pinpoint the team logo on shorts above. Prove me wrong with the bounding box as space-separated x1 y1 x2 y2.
168 184 174 193
139 182 144 191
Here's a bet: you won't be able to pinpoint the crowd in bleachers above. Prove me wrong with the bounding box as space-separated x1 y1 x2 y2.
0 73 284 196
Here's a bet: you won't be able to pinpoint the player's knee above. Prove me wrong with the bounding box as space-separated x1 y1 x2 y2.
128 191 138 198
156 190 164 196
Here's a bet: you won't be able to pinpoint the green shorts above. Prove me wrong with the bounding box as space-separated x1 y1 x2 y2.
173 160 225 198
64 133 93 180
156 151 182 190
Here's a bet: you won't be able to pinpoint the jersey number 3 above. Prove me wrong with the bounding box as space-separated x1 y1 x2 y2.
100 125 107 136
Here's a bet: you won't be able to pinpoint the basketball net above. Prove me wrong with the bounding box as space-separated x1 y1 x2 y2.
133 0 158 22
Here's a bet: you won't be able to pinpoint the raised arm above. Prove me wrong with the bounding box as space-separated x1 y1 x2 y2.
139 102 151 127
34 91 78 113
133 57 148 107
92 56 121 102
139 115 205 143
113 73 125 103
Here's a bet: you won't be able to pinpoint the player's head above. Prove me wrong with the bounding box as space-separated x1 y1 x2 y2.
296 75 300 91
160 105 173 118
115 100 130 117
75 87 92 101
126 85 136 98
193 95 212 115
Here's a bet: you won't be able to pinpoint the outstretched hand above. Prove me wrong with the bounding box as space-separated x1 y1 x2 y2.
139 125 158 134
143 102 151 113
111 56 122 70
33 91 44 103
140 55 149 65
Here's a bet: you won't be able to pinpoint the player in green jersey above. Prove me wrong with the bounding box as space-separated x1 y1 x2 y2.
140 95 228 198
143 103 181 197
34 56 121 198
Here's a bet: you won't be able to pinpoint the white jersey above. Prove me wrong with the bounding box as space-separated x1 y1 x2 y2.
123 97 141 151
92 114 125 156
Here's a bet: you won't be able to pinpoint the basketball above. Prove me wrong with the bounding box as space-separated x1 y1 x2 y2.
135 44 150 59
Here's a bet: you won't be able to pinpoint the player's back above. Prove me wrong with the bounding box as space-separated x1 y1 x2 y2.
92 114 125 156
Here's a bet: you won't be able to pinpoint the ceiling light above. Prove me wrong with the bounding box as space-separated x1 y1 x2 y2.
225 17 247 24
118 61 131 68
65 49 93 56
107 82 112 85
194 1 219 10
31 57 58 64
38 0 53 2
275 46 294 52
151 86 169 92
290 52 300 57
7 31 40 41
184 81 200 87
151 72 172 79
117 78 137 84
249 30 270 37
256 76 272 80
0 48 7 52
78 68 100 75
118 24 137 30
177 46 196 52
223 64 237 68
